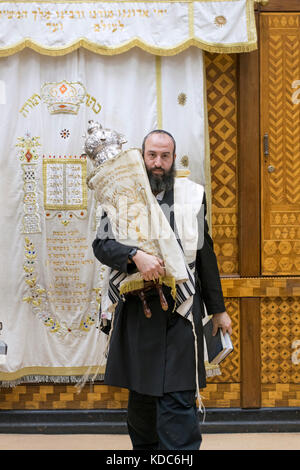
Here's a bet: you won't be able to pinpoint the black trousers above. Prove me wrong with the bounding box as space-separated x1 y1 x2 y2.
127 390 202 450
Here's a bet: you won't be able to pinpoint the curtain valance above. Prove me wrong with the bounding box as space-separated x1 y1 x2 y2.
0 0 257 56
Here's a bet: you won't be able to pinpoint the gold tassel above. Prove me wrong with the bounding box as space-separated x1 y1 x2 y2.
119 276 177 300
204 361 222 377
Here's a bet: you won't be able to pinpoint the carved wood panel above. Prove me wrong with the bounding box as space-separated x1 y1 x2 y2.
261 13 300 275
205 53 239 276
261 297 300 385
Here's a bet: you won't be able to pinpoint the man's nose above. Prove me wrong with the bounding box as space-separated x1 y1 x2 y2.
154 156 163 166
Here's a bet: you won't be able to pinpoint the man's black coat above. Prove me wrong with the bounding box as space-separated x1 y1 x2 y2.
92 188 225 396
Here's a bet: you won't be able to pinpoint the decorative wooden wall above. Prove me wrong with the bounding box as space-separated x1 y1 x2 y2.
259 11 300 407
261 13 300 276
205 53 239 276
203 52 240 407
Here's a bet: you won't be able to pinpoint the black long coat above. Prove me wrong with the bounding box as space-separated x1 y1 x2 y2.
92 189 225 396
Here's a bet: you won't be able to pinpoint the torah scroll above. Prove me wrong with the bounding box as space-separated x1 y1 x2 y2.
87 147 189 296
84 121 188 297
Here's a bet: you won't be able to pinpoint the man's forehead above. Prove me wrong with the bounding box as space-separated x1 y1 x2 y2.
144 133 174 151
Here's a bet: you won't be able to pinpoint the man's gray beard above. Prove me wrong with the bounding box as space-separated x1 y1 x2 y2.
147 162 175 194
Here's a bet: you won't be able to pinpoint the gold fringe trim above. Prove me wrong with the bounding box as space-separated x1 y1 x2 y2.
204 361 222 377
119 275 177 300
0 37 258 58
0 374 105 388
0 365 106 382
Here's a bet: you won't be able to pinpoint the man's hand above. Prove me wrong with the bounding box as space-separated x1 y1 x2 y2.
132 250 165 281
212 311 232 336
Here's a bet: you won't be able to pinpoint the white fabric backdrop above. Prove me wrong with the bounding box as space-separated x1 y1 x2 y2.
0 47 207 384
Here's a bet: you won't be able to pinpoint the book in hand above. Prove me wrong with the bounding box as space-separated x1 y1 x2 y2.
203 315 233 365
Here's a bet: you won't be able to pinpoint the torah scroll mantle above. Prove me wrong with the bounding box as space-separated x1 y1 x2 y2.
86 145 188 296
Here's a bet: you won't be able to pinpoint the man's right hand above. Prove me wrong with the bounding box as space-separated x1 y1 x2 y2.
132 250 165 281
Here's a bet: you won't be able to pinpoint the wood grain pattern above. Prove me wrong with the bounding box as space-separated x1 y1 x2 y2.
221 277 300 298
261 297 300 385
261 13 300 275
0 384 129 410
260 0 300 12
205 53 239 276
240 298 261 408
238 44 260 276
262 384 300 407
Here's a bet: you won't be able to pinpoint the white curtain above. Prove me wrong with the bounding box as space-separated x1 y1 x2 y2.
0 47 206 384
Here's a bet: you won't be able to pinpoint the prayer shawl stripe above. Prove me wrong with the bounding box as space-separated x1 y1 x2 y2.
105 261 195 320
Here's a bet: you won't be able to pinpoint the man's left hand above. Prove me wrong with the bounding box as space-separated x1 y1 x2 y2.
212 311 232 336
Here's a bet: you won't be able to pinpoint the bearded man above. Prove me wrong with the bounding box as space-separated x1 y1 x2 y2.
92 130 231 450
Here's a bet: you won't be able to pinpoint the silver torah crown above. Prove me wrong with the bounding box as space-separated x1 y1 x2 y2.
84 120 127 167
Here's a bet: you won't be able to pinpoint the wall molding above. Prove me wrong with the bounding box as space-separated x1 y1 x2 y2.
222 277 300 297
0 408 300 434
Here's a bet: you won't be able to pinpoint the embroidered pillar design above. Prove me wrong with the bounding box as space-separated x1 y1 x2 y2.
16 133 42 234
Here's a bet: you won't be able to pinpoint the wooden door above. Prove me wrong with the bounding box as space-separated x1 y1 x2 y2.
261 13 300 275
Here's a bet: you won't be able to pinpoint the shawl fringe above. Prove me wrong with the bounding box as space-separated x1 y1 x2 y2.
0 374 105 388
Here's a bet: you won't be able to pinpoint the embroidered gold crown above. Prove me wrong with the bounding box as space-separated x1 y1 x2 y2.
41 80 86 115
